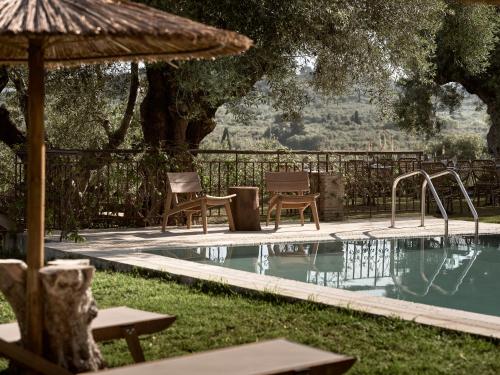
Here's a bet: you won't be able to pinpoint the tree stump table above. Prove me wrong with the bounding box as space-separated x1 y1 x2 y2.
0 259 105 373
228 187 261 231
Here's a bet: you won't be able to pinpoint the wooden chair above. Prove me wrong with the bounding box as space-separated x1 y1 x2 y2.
265 171 320 230
161 172 236 234
0 338 356 375
0 306 176 364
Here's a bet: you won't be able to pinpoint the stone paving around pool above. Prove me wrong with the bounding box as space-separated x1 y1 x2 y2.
46 217 500 340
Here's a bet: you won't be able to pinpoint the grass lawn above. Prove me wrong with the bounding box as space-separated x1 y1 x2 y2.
1 271 499 375
449 206 500 224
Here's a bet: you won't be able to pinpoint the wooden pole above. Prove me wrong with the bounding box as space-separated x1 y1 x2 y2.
26 38 45 357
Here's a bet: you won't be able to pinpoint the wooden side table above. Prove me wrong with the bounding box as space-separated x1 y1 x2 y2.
228 186 261 231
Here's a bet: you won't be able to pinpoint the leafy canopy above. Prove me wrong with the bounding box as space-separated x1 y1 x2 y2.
141 0 446 121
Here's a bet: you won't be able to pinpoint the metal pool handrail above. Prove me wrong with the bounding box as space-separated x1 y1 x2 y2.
391 170 449 237
431 249 480 296
390 237 448 297
421 168 479 238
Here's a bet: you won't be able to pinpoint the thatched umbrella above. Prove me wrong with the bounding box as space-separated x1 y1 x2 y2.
0 0 251 356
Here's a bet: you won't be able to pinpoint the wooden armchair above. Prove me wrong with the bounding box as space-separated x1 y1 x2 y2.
161 172 236 234
265 171 320 230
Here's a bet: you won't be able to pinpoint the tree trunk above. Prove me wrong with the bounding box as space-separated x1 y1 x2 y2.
436 43 500 157
486 105 500 157
140 64 218 157
0 106 26 149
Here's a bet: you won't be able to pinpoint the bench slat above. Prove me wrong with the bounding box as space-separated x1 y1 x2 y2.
83 339 355 375
0 306 176 343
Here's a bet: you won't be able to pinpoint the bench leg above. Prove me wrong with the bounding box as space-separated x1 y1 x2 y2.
311 201 320 230
299 209 305 226
121 325 146 363
201 200 208 234
162 192 173 232
267 201 277 227
275 201 282 230
225 202 235 232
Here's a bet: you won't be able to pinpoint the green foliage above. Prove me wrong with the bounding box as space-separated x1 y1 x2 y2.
394 79 443 137
394 2 500 142
426 133 488 160
0 64 142 150
45 64 142 149
140 0 446 123
0 143 15 204
438 2 499 75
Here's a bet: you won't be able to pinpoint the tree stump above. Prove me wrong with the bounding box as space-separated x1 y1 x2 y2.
0 259 104 374
228 187 261 231
39 265 104 372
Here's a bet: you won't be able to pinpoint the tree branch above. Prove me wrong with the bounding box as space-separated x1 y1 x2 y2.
8 68 29 128
0 105 26 150
105 62 139 149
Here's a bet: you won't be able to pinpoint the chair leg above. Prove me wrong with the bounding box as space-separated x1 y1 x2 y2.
201 200 208 234
186 213 192 229
299 209 305 226
311 200 320 230
225 201 235 232
275 201 282 230
161 192 173 232
266 205 273 227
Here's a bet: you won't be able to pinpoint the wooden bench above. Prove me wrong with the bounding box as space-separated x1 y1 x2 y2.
82 339 355 375
0 338 355 375
0 306 176 363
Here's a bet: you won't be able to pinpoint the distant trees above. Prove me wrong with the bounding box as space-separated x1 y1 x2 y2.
351 110 362 125
395 2 500 155
427 133 488 160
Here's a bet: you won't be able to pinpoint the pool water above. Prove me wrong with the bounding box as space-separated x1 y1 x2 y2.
145 235 500 317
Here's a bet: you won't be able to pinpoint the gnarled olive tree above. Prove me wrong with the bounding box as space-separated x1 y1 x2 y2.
395 2 500 155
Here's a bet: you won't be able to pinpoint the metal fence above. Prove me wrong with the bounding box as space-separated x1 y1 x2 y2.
194 149 424 217
7 148 425 231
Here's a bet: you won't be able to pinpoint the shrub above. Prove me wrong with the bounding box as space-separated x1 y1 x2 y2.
426 133 488 160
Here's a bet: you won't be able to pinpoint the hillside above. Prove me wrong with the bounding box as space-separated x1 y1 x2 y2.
203 83 490 153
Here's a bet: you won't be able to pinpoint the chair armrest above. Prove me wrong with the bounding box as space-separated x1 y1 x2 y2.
205 194 237 201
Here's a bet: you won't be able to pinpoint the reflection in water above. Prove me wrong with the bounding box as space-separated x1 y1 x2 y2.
147 235 500 317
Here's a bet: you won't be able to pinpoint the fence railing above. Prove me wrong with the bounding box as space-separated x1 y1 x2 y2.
6 148 425 231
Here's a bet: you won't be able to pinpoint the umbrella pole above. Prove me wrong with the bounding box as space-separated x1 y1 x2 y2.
25 38 45 357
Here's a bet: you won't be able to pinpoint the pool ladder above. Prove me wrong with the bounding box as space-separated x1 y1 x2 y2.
390 168 479 238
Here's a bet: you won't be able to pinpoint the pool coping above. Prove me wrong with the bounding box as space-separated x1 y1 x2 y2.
45 217 500 340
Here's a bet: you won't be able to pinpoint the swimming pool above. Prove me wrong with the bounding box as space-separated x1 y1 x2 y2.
145 235 500 317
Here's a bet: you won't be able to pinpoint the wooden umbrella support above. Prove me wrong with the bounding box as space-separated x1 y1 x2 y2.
0 260 104 373
26 38 46 358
